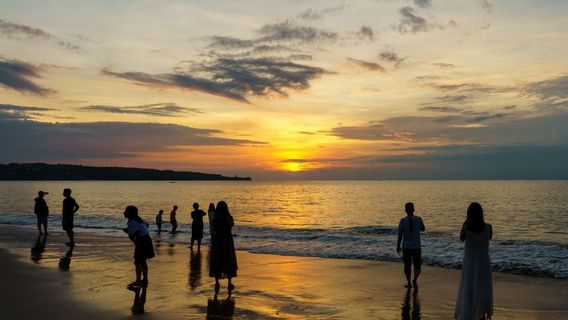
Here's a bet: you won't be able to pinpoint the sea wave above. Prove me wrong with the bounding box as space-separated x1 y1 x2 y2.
1 213 566 279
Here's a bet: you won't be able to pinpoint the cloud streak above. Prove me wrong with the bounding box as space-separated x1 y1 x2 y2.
347 58 386 72
0 19 81 51
0 58 55 95
81 103 203 117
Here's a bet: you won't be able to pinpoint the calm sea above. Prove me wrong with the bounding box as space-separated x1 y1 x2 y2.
0 180 566 278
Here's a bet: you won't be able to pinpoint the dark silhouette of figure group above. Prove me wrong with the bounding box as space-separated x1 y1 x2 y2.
32 190 492 319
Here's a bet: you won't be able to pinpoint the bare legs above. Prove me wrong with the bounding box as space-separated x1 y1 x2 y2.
65 229 75 246
214 276 235 296
132 260 148 287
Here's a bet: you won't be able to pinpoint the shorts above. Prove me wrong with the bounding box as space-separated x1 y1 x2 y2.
402 248 421 274
36 214 48 226
62 215 74 231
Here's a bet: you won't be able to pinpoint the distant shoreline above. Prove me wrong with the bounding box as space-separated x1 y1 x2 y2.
0 163 251 181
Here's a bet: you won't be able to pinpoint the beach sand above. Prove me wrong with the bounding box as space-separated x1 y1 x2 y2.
0 225 566 319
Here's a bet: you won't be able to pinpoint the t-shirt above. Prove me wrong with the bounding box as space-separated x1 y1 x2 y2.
34 197 49 215
156 214 163 225
127 219 150 238
62 197 77 217
398 215 424 249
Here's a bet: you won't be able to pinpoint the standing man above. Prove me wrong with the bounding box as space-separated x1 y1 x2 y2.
396 202 425 289
34 191 49 235
170 205 178 233
62 188 80 247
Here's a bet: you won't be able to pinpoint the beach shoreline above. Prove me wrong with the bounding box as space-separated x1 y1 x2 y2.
0 224 567 319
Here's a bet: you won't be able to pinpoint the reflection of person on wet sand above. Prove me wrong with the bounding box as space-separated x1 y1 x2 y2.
189 249 202 291
31 234 47 262
207 296 235 319
128 285 148 315
34 191 49 235
401 288 421 320
58 246 74 270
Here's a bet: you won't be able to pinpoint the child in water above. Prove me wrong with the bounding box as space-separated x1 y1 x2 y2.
156 209 164 233
123 206 155 288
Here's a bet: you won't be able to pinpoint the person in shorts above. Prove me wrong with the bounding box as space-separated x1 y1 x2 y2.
396 202 425 289
62 188 80 247
34 191 49 235
123 205 155 288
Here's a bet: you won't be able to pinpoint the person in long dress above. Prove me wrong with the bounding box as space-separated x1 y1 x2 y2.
455 202 493 320
209 201 238 295
207 203 216 242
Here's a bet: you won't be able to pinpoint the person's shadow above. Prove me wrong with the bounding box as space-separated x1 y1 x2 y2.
31 234 47 262
58 246 74 271
207 296 235 319
189 249 202 291
401 289 421 320
128 285 148 315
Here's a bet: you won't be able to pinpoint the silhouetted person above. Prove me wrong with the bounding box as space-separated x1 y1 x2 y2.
207 296 235 319
128 285 148 315
401 288 421 320
34 191 49 235
191 202 206 251
397 202 425 289
170 205 178 233
62 188 80 247
31 234 47 262
123 205 155 288
209 201 238 296
156 209 164 233
59 246 74 270
208 203 216 241
455 202 493 320
189 249 202 291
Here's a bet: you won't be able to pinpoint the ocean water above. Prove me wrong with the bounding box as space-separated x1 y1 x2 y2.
0 180 567 278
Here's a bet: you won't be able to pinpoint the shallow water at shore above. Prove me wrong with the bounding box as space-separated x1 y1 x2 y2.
1 180 567 278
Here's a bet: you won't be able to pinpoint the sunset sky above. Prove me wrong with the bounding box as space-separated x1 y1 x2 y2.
1 0 567 179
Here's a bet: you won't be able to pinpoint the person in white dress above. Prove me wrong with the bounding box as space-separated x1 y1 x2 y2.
455 202 493 320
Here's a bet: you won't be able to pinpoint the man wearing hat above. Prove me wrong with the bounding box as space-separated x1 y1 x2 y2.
34 191 49 235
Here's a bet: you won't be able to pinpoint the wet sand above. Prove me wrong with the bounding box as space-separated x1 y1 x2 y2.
0 225 567 319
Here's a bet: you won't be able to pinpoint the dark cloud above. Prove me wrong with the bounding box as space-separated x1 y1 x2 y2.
0 103 56 112
419 106 464 113
396 6 431 34
259 21 338 43
347 58 386 72
424 81 513 94
433 62 455 69
297 4 347 21
413 0 432 8
480 0 494 13
0 19 81 51
328 111 568 145
355 26 375 41
378 51 405 68
81 103 203 117
104 56 327 103
0 118 265 162
0 58 55 95
525 74 568 102
525 74 568 111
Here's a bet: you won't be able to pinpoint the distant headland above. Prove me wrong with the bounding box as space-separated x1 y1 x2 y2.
0 163 251 181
